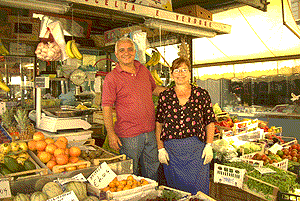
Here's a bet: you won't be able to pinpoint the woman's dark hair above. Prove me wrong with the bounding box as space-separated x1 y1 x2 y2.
171 57 191 73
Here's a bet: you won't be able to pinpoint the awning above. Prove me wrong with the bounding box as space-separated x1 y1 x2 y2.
192 0 300 67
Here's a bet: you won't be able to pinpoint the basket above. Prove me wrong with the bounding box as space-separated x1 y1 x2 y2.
213 163 246 189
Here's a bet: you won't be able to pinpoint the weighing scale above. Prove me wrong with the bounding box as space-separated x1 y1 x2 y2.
31 77 92 133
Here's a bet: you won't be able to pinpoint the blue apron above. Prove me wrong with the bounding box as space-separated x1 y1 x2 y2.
163 136 210 195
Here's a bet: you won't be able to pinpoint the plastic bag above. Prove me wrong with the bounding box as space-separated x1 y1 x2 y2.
35 28 62 61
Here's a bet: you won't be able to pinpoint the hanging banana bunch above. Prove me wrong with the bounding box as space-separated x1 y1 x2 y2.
151 69 164 86
65 40 83 60
178 37 190 59
145 51 161 67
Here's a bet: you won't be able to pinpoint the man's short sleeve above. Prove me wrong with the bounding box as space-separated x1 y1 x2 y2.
102 74 116 107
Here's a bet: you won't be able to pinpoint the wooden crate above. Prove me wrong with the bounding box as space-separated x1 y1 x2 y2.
80 144 127 166
174 4 213 20
0 154 48 181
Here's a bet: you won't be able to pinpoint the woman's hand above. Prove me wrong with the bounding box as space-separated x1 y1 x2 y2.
108 132 122 151
202 143 213 165
158 148 169 165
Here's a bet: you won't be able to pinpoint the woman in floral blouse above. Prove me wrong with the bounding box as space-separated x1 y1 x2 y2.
155 57 216 195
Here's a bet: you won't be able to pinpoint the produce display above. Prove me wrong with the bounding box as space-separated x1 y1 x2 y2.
27 132 87 173
0 128 12 143
101 175 149 192
0 141 37 177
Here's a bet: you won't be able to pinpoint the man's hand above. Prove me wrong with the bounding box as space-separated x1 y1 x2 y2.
158 148 169 165
202 143 213 165
108 132 122 151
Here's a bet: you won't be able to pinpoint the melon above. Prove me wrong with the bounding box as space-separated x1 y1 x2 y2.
42 182 63 198
14 193 29 201
65 181 87 201
30 191 48 201
83 196 99 201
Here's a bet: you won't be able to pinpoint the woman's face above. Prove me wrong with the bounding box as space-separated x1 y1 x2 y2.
171 63 191 86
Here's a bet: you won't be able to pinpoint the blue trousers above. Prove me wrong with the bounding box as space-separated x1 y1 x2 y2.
119 130 160 181
163 136 210 195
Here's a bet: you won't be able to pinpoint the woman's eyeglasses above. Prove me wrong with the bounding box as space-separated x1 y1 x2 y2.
173 68 189 74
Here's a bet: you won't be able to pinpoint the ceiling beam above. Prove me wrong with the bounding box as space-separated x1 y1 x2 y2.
193 54 300 68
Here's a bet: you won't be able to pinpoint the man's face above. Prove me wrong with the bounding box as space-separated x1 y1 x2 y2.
115 41 136 66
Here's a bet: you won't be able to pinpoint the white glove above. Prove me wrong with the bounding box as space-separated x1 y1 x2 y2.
158 148 169 165
202 143 213 165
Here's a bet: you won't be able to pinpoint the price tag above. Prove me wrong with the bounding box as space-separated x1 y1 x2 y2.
254 167 277 174
269 143 283 154
87 162 117 189
0 179 11 198
57 173 87 185
46 190 79 201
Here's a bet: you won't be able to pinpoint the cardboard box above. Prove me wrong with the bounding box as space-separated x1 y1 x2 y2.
7 16 40 41
174 4 213 20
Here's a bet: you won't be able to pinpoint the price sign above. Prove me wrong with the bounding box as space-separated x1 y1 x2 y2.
87 162 117 189
0 179 11 198
269 143 283 154
254 167 277 174
57 173 87 185
46 190 79 201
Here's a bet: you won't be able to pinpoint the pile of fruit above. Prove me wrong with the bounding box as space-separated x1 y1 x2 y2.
7 181 97 201
250 152 283 165
27 132 87 173
277 144 300 162
101 175 149 193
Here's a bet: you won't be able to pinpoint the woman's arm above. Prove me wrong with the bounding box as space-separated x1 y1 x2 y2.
155 122 164 149
206 122 215 144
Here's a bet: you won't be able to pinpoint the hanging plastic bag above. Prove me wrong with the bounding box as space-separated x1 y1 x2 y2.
35 28 62 61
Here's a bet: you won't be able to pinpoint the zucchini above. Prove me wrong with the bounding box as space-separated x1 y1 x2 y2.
0 163 12 175
24 160 36 171
4 156 25 173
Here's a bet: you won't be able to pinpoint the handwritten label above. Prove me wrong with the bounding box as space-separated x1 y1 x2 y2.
87 162 117 189
0 180 11 198
46 191 79 201
57 173 87 185
269 143 283 154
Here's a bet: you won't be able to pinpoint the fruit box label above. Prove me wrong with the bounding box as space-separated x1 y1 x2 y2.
0 179 11 198
46 191 79 201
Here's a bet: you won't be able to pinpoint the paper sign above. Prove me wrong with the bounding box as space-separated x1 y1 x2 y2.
254 167 277 174
57 173 87 185
46 190 79 201
87 162 117 189
0 179 11 198
268 143 283 154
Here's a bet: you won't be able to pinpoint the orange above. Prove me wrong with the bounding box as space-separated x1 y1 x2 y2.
102 187 110 192
45 143 57 154
54 148 65 157
77 160 87 169
35 140 47 151
44 138 55 144
38 151 52 163
50 155 56 161
55 154 69 165
120 180 127 186
69 156 79 163
65 163 77 171
127 175 134 181
109 182 116 188
33 132 45 141
54 140 67 149
28 140 37 151
56 136 68 145
46 160 57 170
69 146 81 157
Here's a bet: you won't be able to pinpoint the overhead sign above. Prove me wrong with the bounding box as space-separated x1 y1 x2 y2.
68 0 231 34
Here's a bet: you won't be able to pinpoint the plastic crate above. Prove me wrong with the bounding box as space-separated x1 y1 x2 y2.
277 191 300 201
214 163 246 189
281 137 298 148
235 129 264 141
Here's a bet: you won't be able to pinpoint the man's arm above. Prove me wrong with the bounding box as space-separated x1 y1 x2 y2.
205 122 215 144
155 122 164 149
153 85 167 96
103 106 122 150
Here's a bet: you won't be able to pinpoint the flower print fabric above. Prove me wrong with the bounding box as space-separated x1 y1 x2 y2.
156 85 216 143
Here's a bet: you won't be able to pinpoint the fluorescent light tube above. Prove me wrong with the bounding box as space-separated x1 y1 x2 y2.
0 0 70 14
144 18 217 38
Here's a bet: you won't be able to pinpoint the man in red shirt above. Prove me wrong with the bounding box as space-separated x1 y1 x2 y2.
102 37 165 181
